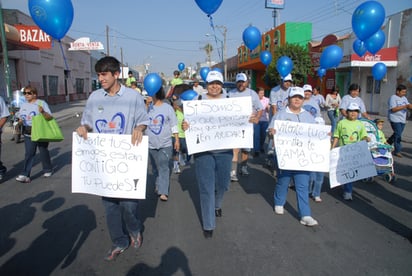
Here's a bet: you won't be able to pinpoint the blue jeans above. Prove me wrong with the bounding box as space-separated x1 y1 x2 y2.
343 183 353 194
194 150 233 230
22 135 52 177
149 146 172 196
274 170 311 217
309 171 324 197
0 132 6 176
253 121 269 153
388 122 405 154
102 197 141 247
327 110 338 135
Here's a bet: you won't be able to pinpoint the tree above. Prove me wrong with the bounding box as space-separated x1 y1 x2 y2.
265 43 313 87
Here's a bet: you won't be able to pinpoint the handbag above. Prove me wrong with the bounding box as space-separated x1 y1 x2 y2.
31 114 64 142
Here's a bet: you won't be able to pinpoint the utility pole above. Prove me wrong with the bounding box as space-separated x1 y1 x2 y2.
0 2 11 98
106 25 110 56
216 25 227 81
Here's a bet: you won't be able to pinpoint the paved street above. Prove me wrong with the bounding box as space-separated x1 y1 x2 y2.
0 101 411 275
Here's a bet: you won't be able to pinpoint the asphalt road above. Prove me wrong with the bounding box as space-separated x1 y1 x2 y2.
0 115 411 276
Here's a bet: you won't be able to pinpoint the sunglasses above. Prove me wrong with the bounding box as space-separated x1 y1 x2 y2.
23 91 33 95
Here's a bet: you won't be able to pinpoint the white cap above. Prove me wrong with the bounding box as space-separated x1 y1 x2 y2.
235 73 248 82
289 86 305 98
347 102 360 111
283 74 293 82
206 71 223 84
303 84 313 92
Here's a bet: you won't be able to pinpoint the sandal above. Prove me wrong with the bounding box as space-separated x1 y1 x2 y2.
159 194 168 201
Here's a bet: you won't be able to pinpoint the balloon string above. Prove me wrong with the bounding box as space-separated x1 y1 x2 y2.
59 40 70 71
207 15 222 62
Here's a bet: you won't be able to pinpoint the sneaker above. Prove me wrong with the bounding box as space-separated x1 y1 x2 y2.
104 244 128 261
300 216 318 226
130 232 143 249
274 205 284 215
240 165 250 176
314 196 322 203
43 172 52 178
343 192 353 201
16 175 31 183
230 170 238 182
173 166 181 174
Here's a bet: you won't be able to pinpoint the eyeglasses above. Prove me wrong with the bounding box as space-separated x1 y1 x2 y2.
23 91 33 95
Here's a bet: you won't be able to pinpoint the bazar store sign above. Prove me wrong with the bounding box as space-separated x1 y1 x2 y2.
15 25 52 49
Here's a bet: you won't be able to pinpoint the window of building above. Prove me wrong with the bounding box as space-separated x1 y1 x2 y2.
75 78 84 94
366 76 381 94
48 76 58 95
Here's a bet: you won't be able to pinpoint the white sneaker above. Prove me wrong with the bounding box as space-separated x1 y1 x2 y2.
274 205 284 215
240 165 250 176
173 166 181 174
230 170 238 182
16 175 31 183
300 216 318 226
43 172 52 178
343 192 353 201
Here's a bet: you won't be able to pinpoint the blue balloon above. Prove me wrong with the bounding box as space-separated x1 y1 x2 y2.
28 0 74 40
144 73 162 96
199 67 210 81
320 45 343 69
276 56 293 78
242 26 261 51
178 62 185 71
372 62 387 81
353 39 367 57
365 30 385 55
352 1 385 41
260 51 272 66
195 0 223 15
317 68 326 78
180 90 198 101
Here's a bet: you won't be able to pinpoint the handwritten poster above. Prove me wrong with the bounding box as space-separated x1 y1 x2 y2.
329 141 377 188
72 133 148 199
273 120 331 172
183 97 253 155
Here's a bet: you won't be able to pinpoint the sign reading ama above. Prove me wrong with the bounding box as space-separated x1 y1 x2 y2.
72 133 148 199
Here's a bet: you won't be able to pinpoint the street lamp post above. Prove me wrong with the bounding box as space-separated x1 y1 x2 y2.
205 26 227 81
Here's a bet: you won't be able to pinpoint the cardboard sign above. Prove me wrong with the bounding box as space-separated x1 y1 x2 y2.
183 97 253 155
329 141 377 188
72 133 148 199
274 120 331 172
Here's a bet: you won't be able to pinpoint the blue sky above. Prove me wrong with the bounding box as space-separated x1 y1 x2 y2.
3 0 412 77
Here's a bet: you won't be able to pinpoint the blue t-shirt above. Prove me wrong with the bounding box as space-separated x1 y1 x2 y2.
81 85 149 134
339 95 367 116
145 102 178 149
228 87 263 112
19 99 52 127
302 98 321 118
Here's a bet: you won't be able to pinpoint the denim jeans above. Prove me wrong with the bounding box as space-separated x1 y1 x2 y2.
102 197 141 247
0 132 6 176
343 183 353 194
149 146 172 196
309 171 325 197
327 110 338 135
194 150 233 230
22 135 52 177
253 121 269 153
388 122 405 154
274 170 311 217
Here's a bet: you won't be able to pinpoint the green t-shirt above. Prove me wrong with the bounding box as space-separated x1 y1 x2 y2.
377 129 387 144
171 77 183 86
126 76 136 87
333 118 367 146
175 109 185 138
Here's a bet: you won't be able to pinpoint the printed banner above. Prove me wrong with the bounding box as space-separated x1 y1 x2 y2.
273 120 331 172
329 141 377 188
183 97 253 155
72 133 148 199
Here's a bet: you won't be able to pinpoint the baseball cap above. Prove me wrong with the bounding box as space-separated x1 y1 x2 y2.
303 84 313 92
347 102 360 111
283 74 293 82
206 71 224 84
235 73 248 82
289 86 305 98
374 118 384 124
